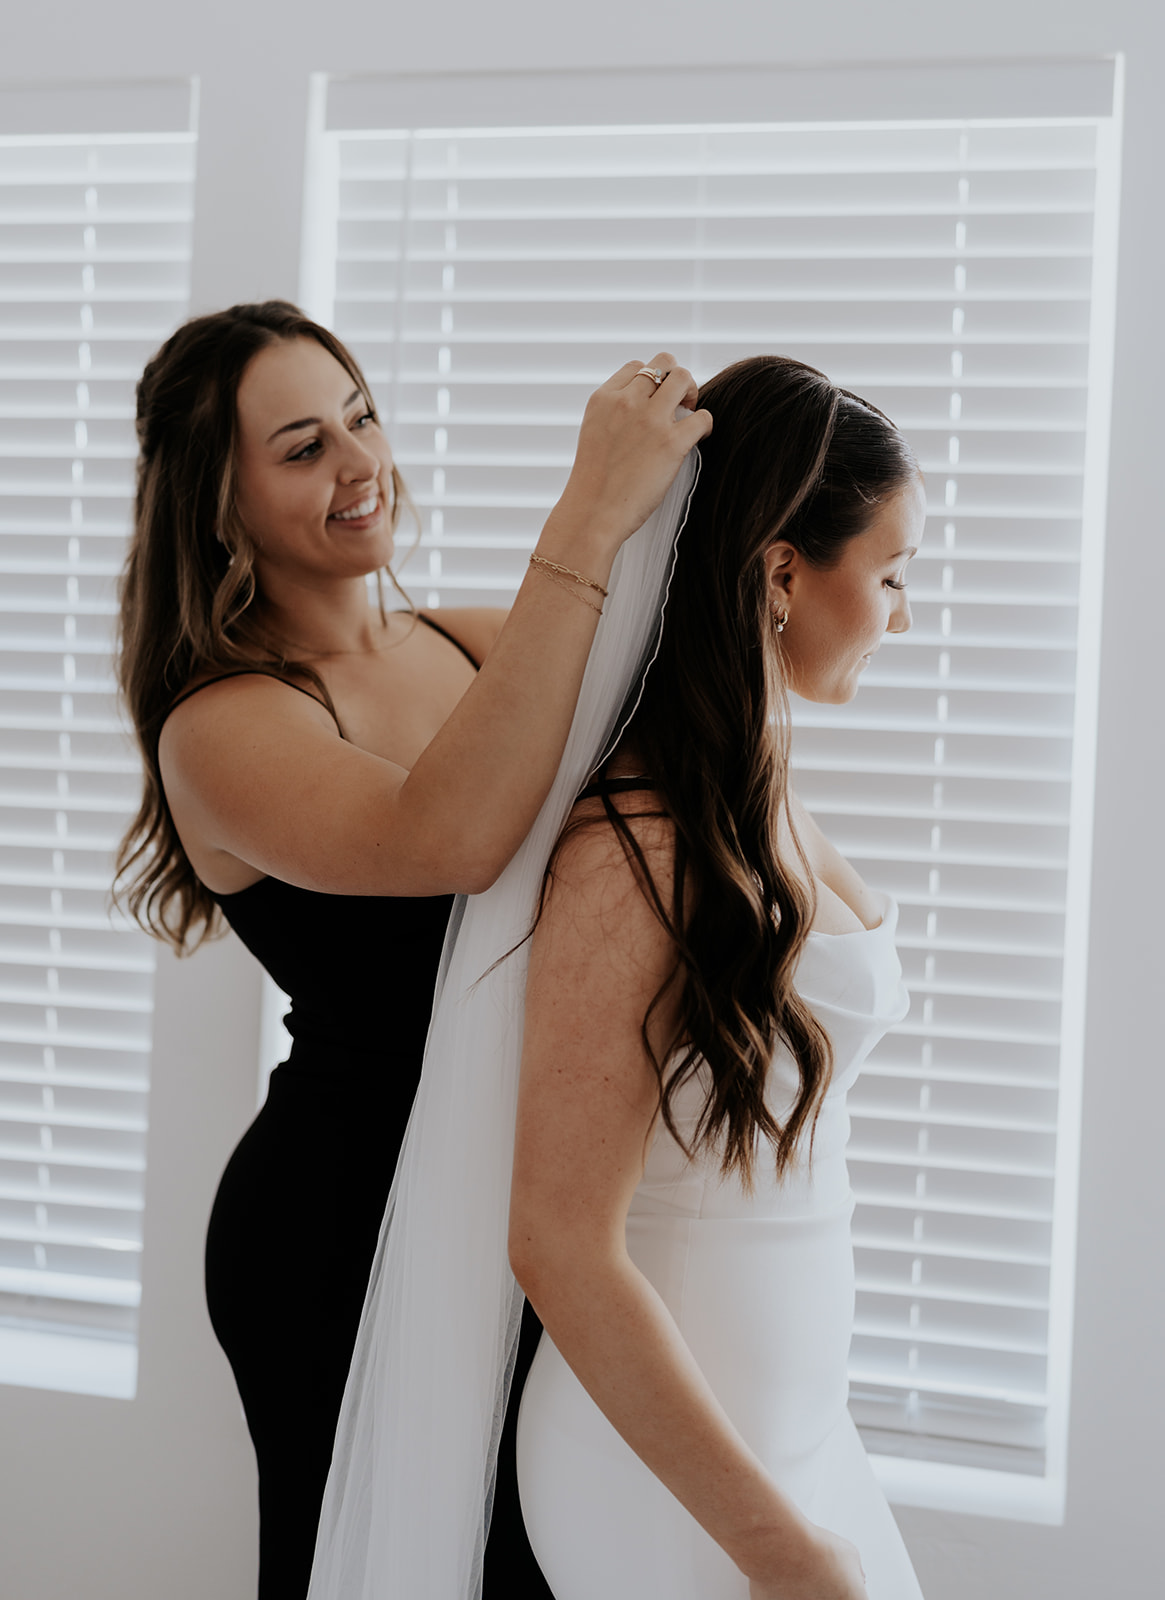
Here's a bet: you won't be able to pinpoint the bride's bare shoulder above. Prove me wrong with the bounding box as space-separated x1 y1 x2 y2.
545 783 677 925
531 789 680 1018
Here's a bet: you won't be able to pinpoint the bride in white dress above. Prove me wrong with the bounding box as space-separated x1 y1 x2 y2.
510 356 927 1599
308 355 927 1600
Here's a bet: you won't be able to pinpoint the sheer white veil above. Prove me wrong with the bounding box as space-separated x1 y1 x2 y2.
307 449 701 1600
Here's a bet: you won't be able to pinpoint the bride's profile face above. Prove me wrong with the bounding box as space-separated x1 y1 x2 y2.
766 475 926 705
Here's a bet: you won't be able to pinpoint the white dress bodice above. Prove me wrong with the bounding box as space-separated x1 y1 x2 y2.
631 891 910 1224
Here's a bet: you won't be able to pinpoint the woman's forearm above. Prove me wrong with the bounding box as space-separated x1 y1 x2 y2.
391 505 617 890
515 1243 817 1583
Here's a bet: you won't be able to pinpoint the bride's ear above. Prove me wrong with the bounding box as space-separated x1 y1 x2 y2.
763 541 798 607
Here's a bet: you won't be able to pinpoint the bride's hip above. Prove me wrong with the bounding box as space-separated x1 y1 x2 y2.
519 1206 858 1488
517 1316 850 1534
625 1210 856 1440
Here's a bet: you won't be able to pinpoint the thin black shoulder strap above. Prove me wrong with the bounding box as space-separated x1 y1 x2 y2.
165 670 345 737
577 773 657 802
418 611 481 670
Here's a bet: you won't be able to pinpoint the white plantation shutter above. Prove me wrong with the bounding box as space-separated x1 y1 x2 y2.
0 86 195 1397
304 64 1119 1512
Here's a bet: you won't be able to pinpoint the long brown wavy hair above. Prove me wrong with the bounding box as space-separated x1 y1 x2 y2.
564 355 919 1186
114 300 413 952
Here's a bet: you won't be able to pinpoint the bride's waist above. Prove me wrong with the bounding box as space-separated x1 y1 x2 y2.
632 1103 853 1220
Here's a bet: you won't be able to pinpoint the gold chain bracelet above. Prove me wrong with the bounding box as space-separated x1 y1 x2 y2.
528 551 609 599
533 566 604 614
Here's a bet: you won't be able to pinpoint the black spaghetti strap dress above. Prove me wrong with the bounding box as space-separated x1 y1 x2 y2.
176 615 550 1599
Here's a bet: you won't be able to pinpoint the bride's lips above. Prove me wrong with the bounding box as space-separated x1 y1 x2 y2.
327 492 382 530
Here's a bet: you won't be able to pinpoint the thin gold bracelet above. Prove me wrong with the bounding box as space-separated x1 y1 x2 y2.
530 562 604 614
529 551 609 598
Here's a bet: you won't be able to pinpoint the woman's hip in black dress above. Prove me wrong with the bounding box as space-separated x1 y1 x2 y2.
205 1064 549 1600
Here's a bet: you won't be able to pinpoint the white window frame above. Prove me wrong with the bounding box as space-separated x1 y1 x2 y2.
0 77 197 1400
298 58 1123 1523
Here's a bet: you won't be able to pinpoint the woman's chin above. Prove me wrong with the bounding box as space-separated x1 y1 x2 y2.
335 536 397 579
790 674 862 706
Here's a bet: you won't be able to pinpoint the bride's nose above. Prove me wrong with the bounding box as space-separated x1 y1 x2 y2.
886 589 912 635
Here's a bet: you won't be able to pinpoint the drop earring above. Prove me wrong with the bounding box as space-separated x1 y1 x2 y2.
773 606 789 633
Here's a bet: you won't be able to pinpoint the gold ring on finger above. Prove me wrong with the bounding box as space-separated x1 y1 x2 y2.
635 366 665 387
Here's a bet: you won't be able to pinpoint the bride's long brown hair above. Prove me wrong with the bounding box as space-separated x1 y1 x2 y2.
114 301 414 952
567 355 918 1185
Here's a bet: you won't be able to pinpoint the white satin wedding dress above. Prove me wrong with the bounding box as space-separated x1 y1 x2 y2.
515 891 925 1600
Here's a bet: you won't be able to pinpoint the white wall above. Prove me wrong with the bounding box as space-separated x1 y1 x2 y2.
2 3 1161 1597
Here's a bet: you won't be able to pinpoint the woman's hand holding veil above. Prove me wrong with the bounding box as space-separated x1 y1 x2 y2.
541 352 713 561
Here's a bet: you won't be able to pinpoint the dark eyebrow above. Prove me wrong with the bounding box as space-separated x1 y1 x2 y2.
266 388 363 445
887 546 918 561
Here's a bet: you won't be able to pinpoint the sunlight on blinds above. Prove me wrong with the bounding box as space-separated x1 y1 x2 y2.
304 91 1119 1513
0 124 195 1397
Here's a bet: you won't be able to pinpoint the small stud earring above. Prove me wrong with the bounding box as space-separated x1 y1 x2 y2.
773 606 789 633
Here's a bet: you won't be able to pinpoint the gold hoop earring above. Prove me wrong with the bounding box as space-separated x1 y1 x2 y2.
773 606 789 633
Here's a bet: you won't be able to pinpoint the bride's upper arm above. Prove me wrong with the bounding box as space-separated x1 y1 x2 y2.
510 808 680 1277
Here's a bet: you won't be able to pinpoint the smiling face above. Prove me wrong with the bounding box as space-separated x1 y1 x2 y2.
232 336 395 590
765 475 926 704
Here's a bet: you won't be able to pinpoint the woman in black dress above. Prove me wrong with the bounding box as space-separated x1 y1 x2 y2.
114 300 709 1597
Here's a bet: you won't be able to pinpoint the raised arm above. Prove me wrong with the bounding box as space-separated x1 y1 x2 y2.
159 360 711 897
508 811 868 1600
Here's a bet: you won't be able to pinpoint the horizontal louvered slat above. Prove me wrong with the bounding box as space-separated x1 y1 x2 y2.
0 1266 139 1306
313 106 1114 1484
0 123 193 1379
